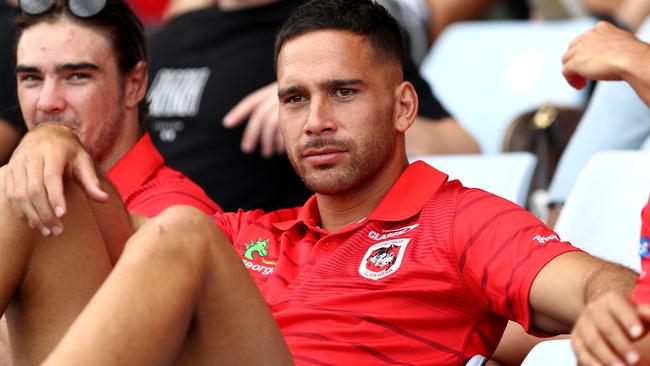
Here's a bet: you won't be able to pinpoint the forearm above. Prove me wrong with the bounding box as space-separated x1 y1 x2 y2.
620 46 650 106
530 252 638 333
85 175 134 265
582 259 637 306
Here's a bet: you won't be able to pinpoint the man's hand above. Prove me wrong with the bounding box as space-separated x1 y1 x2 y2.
223 82 285 158
4 125 108 236
572 292 650 365
562 21 645 89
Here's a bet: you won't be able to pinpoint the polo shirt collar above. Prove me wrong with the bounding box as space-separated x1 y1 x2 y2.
272 161 448 231
107 133 164 200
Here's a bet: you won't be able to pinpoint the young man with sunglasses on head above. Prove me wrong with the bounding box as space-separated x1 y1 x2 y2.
0 0 220 363
0 0 643 364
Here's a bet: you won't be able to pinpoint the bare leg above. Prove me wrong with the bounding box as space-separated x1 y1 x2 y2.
0 169 133 365
44 206 294 366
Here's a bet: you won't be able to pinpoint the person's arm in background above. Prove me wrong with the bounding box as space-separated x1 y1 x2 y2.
582 0 650 32
563 21 650 106
424 0 495 42
162 0 214 22
0 119 20 165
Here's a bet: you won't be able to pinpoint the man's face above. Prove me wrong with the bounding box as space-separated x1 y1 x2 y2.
277 30 400 195
16 19 125 162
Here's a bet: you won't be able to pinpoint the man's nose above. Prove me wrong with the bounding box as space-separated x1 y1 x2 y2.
303 98 337 136
36 79 66 114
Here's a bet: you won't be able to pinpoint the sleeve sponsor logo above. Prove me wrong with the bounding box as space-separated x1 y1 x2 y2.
359 239 410 280
532 234 560 245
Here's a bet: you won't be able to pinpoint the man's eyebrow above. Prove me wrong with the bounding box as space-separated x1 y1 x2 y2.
325 79 364 88
15 62 100 74
15 65 40 74
55 62 100 73
278 79 365 98
278 85 302 98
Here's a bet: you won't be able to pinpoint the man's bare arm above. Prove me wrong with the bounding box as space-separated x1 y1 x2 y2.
4 124 109 236
406 116 480 155
0 119 20 166
562 21 650 106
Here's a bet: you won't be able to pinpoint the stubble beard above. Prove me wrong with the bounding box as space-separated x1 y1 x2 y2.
289 121 396 196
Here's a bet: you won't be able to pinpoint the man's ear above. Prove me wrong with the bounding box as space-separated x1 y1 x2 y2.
124 61 148 109
394 81 418 133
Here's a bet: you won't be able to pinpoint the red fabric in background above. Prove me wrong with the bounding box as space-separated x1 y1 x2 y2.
126 0 169 25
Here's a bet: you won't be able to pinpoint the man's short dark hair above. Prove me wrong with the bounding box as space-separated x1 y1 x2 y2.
275 0 405 72
15 0 150 132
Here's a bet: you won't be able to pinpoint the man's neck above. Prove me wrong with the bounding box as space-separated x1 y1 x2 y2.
98 116 140 173
217 0 278 11
316 154 409 233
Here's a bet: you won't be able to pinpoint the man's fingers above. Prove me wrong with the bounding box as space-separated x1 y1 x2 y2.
274 130 286 155
241 108 263 154
223 83 275 128
573 335 603 366
257 99 279 158
4 168 28 225
72 153 108 202
25 157 61 234
573 315 626 366
9 164 43 231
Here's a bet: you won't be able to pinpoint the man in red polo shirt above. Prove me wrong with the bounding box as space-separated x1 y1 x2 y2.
0 0 217 363
558 21 650 365
0 1 641 365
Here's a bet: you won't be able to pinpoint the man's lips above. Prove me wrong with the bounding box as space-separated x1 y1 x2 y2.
301 146 347 165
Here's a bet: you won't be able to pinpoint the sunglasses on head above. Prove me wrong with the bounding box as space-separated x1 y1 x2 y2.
19 0 107 18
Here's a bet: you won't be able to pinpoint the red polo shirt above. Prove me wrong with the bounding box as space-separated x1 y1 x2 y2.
632 197 650 303
107 134 220 216
213 161 579 365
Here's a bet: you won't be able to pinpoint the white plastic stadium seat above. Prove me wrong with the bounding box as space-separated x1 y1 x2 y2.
521 339 576 366
554 151 650 272
420 18 596 154
409 152 537 206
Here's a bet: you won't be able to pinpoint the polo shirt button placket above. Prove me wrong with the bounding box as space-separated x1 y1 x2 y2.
322 242 332 250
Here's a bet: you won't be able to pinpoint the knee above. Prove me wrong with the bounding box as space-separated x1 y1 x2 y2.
123 205 222 276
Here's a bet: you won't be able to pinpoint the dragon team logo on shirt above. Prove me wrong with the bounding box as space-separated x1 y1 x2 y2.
359 239 410 280
241 239 276 276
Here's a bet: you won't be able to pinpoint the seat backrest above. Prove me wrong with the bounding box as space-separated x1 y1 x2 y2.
409 152 537 206
420 18 595 154
554 151 650 271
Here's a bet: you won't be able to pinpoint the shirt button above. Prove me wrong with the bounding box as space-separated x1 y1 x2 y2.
322 242 332 249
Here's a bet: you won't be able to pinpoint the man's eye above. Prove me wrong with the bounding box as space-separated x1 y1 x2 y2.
68 73 90 80
19 74 42 83
288 95 307 104
335 88 354 97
